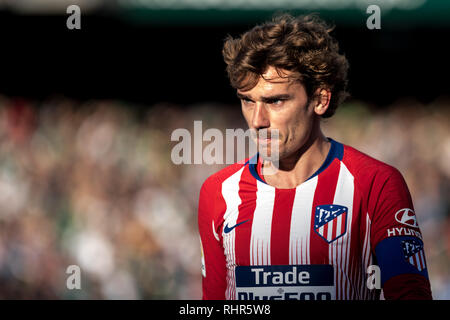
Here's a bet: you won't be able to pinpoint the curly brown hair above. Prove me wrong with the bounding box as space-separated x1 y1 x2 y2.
222 14 349 118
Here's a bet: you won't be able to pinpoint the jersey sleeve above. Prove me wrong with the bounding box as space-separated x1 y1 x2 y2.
198 176 227 299
368 167 432 299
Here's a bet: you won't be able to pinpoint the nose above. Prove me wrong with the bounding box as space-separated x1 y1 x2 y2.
251 102 270 129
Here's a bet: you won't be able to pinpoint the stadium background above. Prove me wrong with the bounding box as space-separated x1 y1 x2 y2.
0 0 449 299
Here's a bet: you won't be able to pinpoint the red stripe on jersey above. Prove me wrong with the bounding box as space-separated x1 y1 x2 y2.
270 189 296 265
235 166 258 266
309 158 341 264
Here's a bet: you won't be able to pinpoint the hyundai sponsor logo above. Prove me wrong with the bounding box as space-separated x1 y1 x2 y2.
395 208 419 228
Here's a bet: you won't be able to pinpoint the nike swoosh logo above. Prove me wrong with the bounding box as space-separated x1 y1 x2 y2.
224 220 249 234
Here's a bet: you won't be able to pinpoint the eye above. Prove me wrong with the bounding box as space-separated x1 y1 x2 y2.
267 99 284 106
241 98 254 105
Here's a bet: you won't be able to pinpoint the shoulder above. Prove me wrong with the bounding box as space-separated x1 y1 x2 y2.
339 144 413 220
198 159 249 222
200 158 250 195
341 144 403 182
339 143 410 201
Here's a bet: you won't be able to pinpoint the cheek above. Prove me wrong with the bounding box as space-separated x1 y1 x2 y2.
284 111 312 143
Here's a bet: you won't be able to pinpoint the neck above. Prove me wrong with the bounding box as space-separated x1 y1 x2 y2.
262 129 331 189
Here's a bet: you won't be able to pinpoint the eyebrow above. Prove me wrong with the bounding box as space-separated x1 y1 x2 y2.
236 93 292 102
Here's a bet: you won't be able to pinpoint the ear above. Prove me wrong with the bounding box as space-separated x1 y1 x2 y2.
313 88 332 116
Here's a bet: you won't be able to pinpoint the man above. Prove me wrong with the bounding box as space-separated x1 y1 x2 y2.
198 14 432 300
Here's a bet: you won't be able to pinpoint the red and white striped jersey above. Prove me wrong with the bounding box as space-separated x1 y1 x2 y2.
198 138 432 300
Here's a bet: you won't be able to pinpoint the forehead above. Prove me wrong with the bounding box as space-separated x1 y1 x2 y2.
238 67 299 95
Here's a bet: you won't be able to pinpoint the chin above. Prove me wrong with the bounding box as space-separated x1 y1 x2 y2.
258 146 283 162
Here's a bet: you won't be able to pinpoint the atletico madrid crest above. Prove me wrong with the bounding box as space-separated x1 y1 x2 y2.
314 204 348 244
401 238 427 272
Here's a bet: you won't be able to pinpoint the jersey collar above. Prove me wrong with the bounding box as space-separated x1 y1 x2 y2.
246 138 344 186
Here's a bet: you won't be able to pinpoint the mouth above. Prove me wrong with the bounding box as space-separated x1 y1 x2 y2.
258 132 278 141
257 137 272 144
250 129 280 150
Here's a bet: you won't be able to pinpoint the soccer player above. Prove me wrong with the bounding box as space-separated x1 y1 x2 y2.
198 14 432 300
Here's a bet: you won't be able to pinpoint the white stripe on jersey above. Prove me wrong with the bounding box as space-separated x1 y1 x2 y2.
289 177 319 265
361 213 374 300
250 180 275 266
221 167 245 300
330 161 354 300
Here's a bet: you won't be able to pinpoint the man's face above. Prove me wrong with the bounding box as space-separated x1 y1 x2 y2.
238 66 319 163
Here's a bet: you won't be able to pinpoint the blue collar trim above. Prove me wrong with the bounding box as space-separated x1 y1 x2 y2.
246 138 344 185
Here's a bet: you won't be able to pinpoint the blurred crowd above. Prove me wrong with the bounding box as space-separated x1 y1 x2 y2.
0 94 448 299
